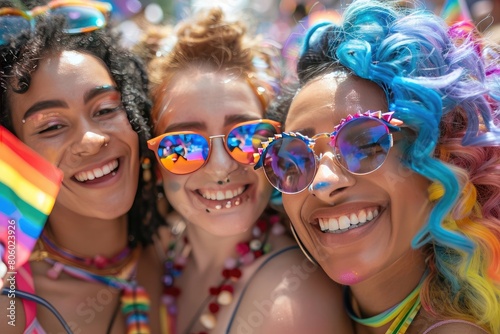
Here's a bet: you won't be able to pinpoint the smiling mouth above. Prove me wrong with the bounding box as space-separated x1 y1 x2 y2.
317 207 380 233
197 185 248 210
74 159 119 182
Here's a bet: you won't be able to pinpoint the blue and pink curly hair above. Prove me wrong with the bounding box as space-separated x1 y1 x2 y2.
291 0 500 331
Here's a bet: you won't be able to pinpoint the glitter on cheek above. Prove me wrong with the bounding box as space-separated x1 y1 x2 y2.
312 182 330 191
339 271 360 285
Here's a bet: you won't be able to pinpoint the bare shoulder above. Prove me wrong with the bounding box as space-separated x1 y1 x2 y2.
229 246 353 334
423 321 489 334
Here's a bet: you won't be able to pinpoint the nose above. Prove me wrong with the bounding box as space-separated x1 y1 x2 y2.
203 136 239 181
70 130 109 156
308 151 355 203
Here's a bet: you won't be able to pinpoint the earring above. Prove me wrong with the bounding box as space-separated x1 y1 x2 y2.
141 157 152 183
289 223 318 266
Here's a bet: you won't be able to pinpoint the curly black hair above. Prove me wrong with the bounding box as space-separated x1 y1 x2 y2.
0 1 164 246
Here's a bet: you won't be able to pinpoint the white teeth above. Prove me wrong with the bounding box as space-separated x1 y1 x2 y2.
75 159 118 182
338 216 350 229
328 218 338 231
367 211 373 220
318 208 380 233
200 186 245 201
102 164 111 174
93 168 104 178
358 210 367 223
319 219 328 231
350 213 359 225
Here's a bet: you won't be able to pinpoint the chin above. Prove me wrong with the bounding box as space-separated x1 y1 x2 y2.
204 214 256 235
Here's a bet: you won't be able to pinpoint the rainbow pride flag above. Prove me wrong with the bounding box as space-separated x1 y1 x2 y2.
440 0 472 25
0 125 63 271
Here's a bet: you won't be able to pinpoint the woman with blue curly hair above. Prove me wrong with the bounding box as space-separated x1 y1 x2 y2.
257 0 500 332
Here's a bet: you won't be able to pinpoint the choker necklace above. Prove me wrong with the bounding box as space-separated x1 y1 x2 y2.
162 214 284 334
344 273 427 334
32 233 151 334
33 231 135 277
40 232 132 273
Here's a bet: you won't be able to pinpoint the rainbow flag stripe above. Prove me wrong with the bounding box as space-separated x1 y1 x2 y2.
0 125 63 269
440 0 472 25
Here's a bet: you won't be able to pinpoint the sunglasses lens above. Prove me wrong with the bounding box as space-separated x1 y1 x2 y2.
0 16 31 46
335 118 392 174
155 133 209 174
263 137 316 193
227 121 278 164
51 6 106 33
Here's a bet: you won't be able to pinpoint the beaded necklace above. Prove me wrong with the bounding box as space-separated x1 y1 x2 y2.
32 234 151 334
344 273 426 334
162 214 284 334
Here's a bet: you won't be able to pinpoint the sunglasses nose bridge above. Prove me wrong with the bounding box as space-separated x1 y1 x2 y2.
207 134 235 162
204 134 240 178
207 134 226 152
310 133 335 159
208 134 226 140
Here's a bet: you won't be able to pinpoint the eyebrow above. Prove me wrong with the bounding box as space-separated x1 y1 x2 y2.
163 114 260 133
23 100 69 120
163 121 205 133
23 85 119 120
83 85 119 104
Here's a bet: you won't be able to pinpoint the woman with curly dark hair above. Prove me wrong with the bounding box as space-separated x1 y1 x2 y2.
0 1 166 332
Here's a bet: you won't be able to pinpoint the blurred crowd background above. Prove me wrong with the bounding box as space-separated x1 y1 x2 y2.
102 0 500 44
79 0 496 80
9 0 500 67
